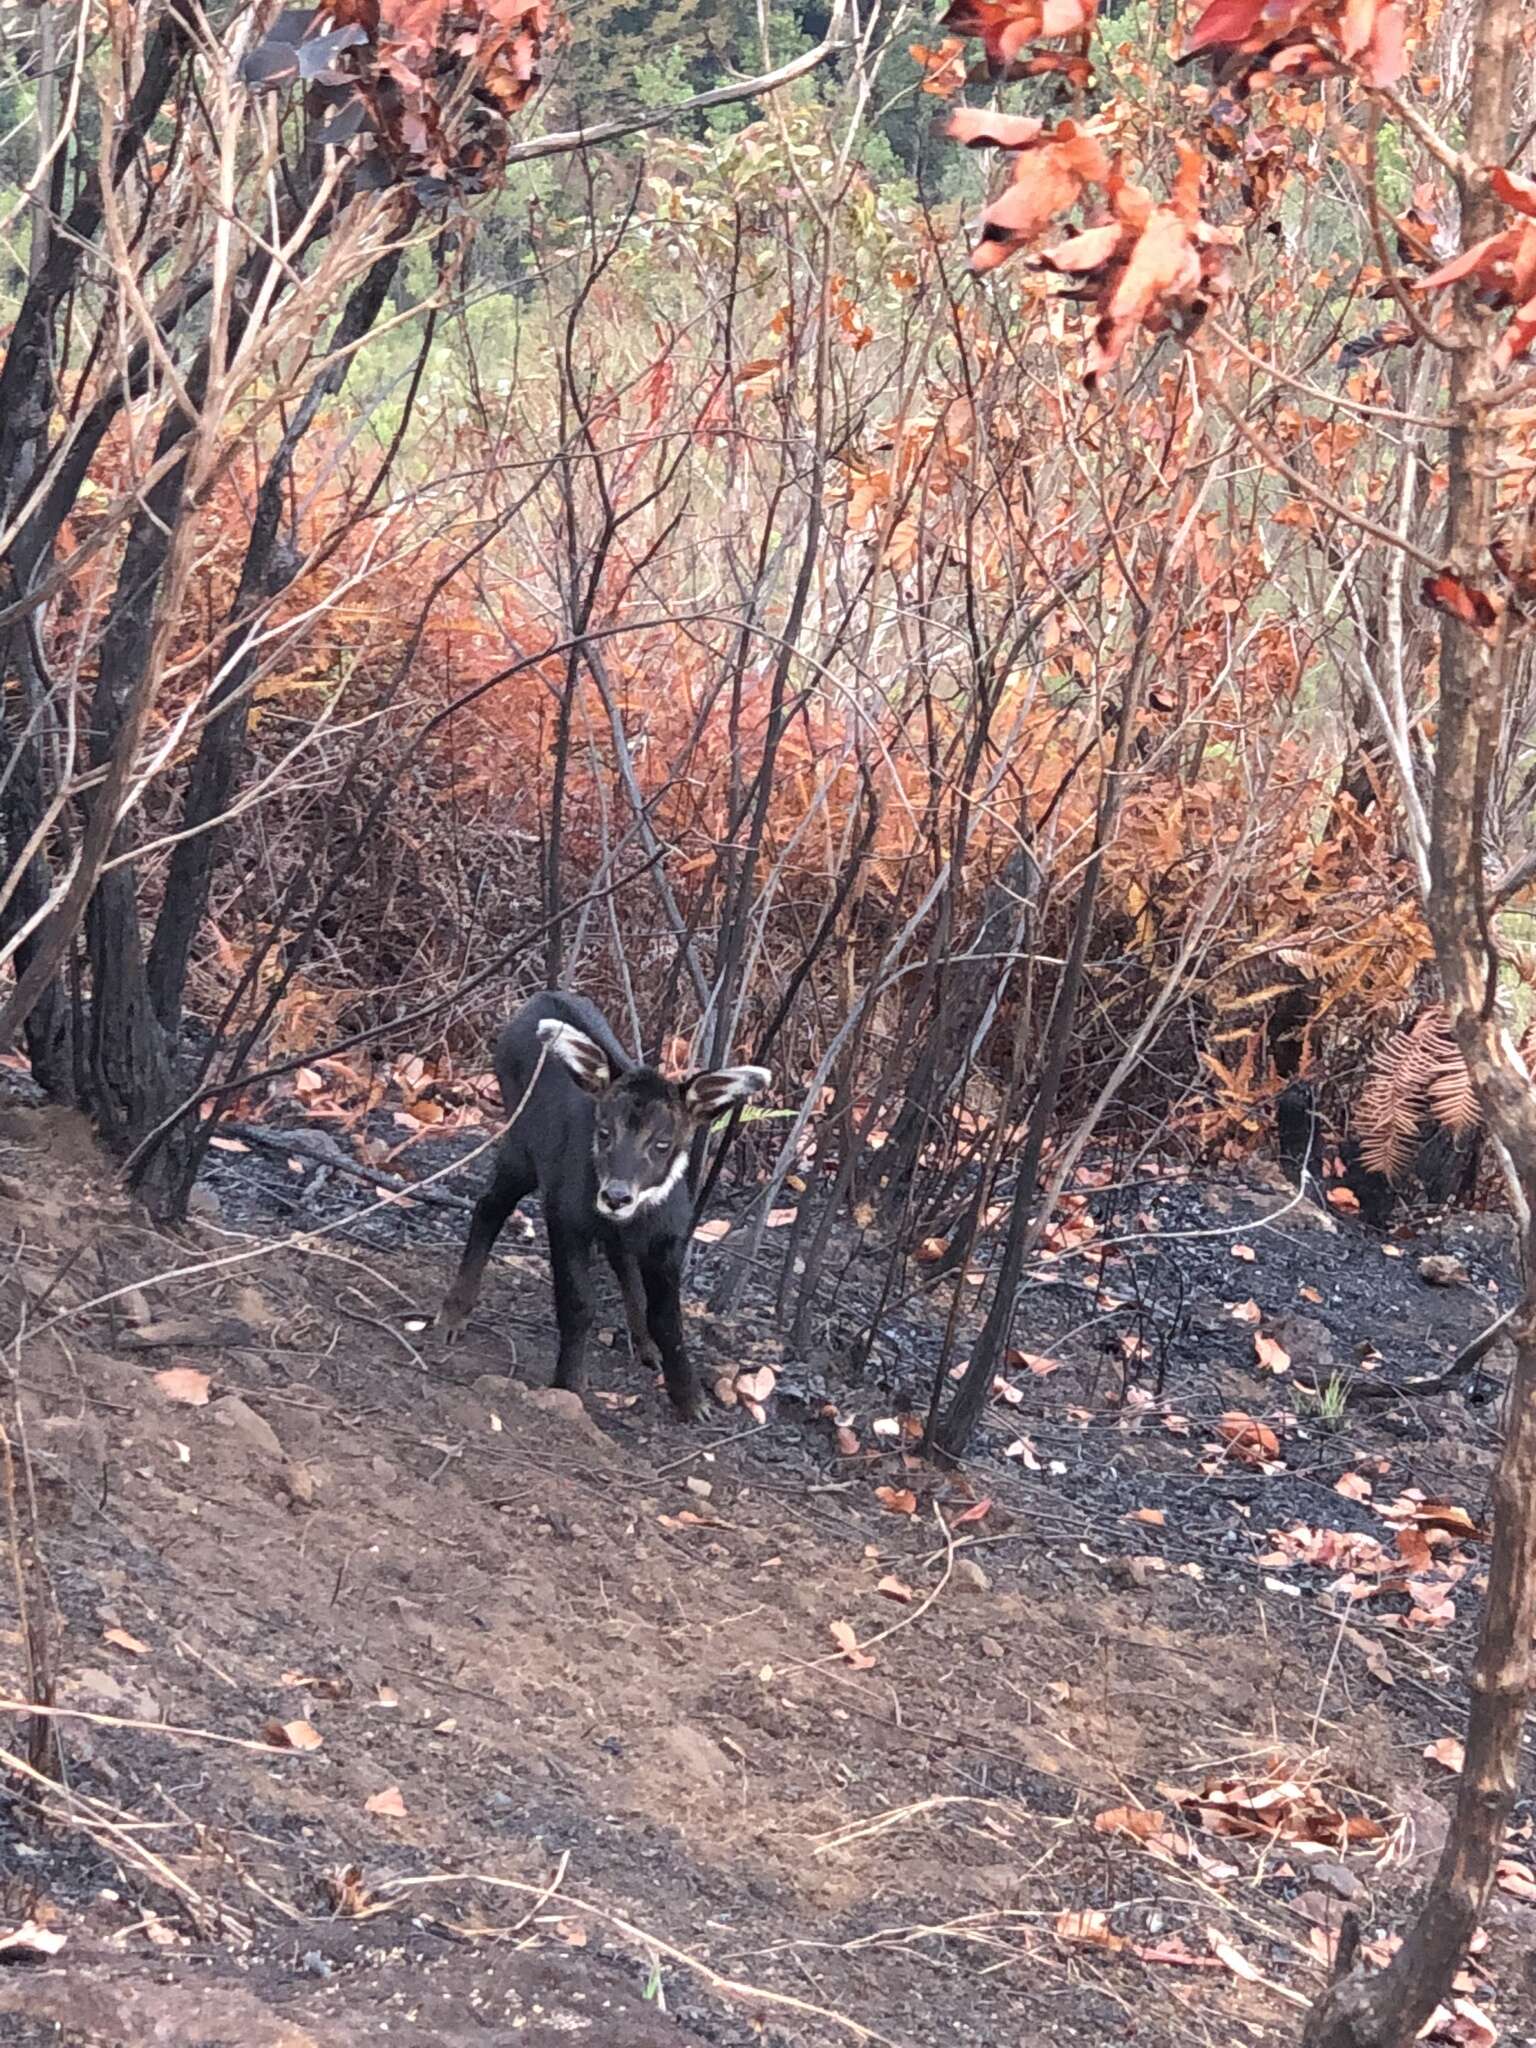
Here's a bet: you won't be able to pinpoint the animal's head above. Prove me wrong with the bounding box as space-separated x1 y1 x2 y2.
537 1019 771 1223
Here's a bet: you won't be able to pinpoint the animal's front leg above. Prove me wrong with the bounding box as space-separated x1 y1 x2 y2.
547 1220 596 1396
642 1251 704 1420
607 1242 662 1371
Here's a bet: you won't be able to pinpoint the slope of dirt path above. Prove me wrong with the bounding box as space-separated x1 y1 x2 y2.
2 1100 1534 2047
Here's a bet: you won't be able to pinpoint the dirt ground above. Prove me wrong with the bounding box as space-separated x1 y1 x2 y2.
1 1096 1534 2048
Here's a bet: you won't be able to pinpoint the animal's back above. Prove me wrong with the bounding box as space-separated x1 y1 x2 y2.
493 992 630 1102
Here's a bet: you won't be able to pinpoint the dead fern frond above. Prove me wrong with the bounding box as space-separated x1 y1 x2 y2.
1355 1007 1471 1180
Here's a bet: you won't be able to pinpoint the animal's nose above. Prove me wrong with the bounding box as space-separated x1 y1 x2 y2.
600 1183 634 1212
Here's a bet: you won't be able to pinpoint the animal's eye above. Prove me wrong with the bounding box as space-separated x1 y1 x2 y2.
596 1124 612 1142
653 1140 671 1158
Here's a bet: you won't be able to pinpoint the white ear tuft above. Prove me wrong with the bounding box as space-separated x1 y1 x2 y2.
683 1064 772 1119
537 1018 613 1094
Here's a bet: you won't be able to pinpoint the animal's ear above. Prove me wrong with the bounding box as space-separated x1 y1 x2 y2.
537 1018 613 1094
681 1065 772 1121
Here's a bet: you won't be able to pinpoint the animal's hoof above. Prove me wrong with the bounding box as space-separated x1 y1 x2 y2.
434 1303 469 1346
670 1389 708 1424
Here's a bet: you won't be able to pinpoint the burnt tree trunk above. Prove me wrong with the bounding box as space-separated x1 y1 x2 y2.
1304 5 1536 2042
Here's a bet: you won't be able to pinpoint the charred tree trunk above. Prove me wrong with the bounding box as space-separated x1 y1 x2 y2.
1304 6 1536 2042
145 245 405 1034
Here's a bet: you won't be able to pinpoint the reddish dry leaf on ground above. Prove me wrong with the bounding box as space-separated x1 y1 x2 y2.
1128 1507 1166 1527
1424 1735 1466 1775
364 1786 407 1817
876 1576 915 1602
1215 1412 1280 1463
875 1485 919 1515
947 1497 993 1526
1230 1242 1257 1261
1335 1471 1373 1501
1008 1348 1062 1376
829 1621 876 1670
1168 1760 1387 1848
1055 1907 1126 1952
1227 1298 1261 1324
102 1628 152 1656
1496 1858 1536 1902
1253 1332 1291 1374
153 1367 212 1406
263 1718 324 1752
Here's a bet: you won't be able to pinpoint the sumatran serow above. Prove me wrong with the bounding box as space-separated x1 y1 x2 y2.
438 993 770 1418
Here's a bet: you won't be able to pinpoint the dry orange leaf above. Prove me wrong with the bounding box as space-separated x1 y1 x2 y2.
829 1620 876 1670
1228 1299 1261 1325
263 1718 324 1752
1128 1507 1166 1527
1230 1243 1257 1262
1335 1472 1373 1502
876 1576 915 1603
1055 1908 1126 1952
1093 1805 1166 1839
692 1218 731 1244
875 1486 918 1515
102 1628 152 1657
153 1367 211 1406
1254 1333 1291 1375
1424 1735 1465 1775
364 1786 407 1817
1326 1186 1361 1211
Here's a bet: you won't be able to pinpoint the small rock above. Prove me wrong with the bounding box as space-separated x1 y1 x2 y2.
979 1635 1005 1660
1292 1888 1354 1929
281 1461 319 1506
523 1387 606 1442
300 1951 333 1979
1309 1858 1365 1902
119 1287 153 1327
210 1395 283 1460
1418 1254 1468 1287
953 1558 991 1594
685 1476 713 1500
472 1373 518 1401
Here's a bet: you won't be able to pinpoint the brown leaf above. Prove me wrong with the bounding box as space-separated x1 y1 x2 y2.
876 1576 915 1602
834 1425 861 1456
264 1718 324 1752
1326 1185 1361 1211
1227 1298 1261 1325
153 1367 212 1407
1424 1735 1465 1775
829 1620 876 1670
103 1628 152 1657
1254 1333 1291 1375
1422 573 1502 630
692 1218 731 1244
1128 1507 1166 1527
1055 1907 1126 1951
1230 1242 1257 1262
875 1486 918 1515
364 1785 408 1816
1335 1472 1373 1502
949 1497 993 1526
1093 1804 1166 1839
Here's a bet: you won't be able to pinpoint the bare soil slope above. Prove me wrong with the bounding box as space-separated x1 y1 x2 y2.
1 1100 1533 2047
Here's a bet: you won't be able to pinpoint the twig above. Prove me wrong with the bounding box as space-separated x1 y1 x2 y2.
222 1120 474 1213
359 1869 906 2046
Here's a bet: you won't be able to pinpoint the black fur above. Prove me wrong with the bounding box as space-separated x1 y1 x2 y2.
438 993 761 1418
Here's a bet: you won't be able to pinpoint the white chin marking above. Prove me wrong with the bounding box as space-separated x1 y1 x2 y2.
600 1152 688 1221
